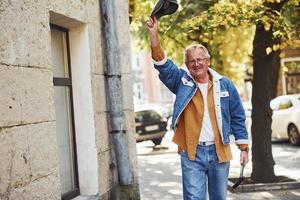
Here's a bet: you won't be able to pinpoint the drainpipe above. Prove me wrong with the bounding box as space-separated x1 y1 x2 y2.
100 0 133 185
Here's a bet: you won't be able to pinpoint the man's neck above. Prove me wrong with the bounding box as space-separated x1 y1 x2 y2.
195 74 209 84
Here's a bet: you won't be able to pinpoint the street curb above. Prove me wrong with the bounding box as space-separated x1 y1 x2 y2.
138 150 178 156
137 145 178 156
228 179 300 193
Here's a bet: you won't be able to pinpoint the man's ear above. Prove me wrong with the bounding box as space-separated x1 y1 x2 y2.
185 62 190 70
207 59 211 66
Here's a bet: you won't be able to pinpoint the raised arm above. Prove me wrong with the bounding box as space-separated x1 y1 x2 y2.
146 17 165 62
146 17 183 93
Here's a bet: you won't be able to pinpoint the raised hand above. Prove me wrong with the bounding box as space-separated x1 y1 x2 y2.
146 17 159 36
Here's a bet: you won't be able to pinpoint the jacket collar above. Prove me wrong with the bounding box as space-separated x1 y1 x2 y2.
186 67 223 82
208 67 223 80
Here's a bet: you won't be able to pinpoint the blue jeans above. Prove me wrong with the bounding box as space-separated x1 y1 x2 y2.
180 144 230 200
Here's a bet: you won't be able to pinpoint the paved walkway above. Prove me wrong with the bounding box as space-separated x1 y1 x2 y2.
137 132 300 200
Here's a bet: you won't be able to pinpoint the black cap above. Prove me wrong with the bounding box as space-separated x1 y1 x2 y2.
150 0 179 20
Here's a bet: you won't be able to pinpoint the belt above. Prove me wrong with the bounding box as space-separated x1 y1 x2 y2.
199 141 215 146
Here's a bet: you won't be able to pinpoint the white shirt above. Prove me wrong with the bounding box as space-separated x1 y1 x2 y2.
198 83 215 142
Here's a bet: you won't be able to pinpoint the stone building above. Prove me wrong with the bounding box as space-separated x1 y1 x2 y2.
0 0 139 200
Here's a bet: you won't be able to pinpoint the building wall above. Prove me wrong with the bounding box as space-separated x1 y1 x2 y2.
275 48 300 96
0 0 60 199
0 0 138 199
131 50 174 106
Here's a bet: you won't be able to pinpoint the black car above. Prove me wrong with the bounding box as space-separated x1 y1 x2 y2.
135 109 168 145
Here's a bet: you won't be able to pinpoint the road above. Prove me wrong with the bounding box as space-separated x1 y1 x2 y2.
136 130 300 200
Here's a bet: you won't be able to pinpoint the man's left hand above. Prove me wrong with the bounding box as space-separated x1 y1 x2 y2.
240 151 249 166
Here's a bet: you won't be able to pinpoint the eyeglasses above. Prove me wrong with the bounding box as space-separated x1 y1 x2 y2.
186 58 208 66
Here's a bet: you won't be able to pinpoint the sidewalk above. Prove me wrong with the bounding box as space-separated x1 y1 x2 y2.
137 132 300 200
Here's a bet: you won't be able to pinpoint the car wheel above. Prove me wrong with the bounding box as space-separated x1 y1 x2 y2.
288 124 300 146
152 138 162 145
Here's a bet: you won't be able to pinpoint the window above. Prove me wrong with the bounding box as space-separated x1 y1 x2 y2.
135 110 161 123
50 24 79 200
279 99 293 110
271 97 293 111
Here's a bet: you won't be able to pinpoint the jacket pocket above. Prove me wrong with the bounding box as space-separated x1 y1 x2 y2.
220 94 230 120
181 77 194 87
220 90 229 97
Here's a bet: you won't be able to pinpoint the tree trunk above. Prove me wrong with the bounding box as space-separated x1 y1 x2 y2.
251 21 281 183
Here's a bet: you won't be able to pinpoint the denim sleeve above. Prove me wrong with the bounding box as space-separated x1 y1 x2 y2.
154 59 182 94
228 80 249 143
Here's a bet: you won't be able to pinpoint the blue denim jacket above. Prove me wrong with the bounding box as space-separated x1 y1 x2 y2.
154 59 248 145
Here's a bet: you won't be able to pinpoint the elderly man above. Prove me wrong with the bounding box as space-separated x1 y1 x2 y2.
146 17 249 200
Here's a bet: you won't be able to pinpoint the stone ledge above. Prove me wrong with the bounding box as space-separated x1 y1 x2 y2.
110 184 140 200
228 176 300 193
72 195 99 200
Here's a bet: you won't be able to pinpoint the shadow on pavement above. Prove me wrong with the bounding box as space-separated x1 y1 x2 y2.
138 153 182 200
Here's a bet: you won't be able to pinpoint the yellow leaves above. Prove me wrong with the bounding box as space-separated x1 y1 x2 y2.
227 16 235 24
203 38 209 43
266 47 272 55
272 44 280 51
266 43 280 55
214 3 222 13
222 20 228 26
273 30 282 38
264 23 271 31
261 16 271 31
293 0 300 6
279 52 285 58
273 10 281 16
248 10 257 18
266 43 281 55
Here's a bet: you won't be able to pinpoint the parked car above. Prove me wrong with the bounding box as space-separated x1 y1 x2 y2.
134 109 168 145
136 103 173 130
270 94 300 146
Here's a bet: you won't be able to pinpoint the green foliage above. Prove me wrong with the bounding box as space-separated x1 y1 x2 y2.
130 0 215 63
188 0 300 54
129 0 300 87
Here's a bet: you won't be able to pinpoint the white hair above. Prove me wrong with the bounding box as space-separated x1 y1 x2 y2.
184 44 211 62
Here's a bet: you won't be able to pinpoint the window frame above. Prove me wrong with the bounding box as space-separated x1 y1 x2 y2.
50 23 80 200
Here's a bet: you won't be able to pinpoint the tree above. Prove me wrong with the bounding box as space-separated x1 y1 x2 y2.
251 1 284 182
129 0 254 87
251 0 300 182
130 0 300 183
